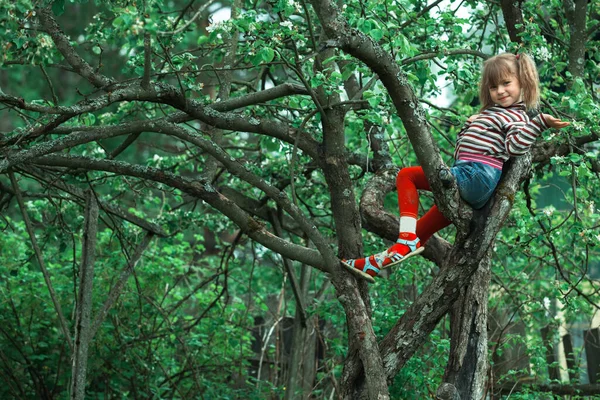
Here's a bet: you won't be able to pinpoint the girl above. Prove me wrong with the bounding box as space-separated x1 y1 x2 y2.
342 53 570 283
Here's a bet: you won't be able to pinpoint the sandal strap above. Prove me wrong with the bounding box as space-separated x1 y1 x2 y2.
363 255 382 274
395 237 420 252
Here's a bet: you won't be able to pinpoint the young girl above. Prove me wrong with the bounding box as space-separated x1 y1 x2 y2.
342 53 570 283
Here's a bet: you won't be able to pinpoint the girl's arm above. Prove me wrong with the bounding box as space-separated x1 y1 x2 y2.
541 114 571 129
504 113 549 156
504 113 570 156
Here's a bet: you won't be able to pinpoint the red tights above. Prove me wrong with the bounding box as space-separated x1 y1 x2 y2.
396 167 451 244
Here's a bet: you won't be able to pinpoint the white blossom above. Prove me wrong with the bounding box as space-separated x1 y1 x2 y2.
536 47 551 62
206 21 223 33
280 21 293 30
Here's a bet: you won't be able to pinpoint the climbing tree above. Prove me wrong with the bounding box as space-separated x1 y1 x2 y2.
0 0 599 398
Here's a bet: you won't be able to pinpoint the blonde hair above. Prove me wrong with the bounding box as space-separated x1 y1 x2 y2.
478 53 540 111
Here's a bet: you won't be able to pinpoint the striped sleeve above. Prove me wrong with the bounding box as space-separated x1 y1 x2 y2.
504 112 549 156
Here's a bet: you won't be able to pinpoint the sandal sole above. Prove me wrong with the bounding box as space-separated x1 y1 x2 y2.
340 260 376 283
381 246 425 270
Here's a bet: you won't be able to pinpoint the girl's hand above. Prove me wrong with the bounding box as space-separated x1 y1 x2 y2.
542 114 571 129
467 114 480 123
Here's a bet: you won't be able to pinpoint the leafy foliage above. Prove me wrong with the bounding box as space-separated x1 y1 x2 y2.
0 0 598 398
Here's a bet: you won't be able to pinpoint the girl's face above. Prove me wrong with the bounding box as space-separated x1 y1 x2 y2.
489 73 521 107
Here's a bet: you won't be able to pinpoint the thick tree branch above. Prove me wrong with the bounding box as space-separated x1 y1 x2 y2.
379 156 532 379
309 0 468 231
564 0 588 83
499 0 525 44
38 8 114 89
1 82 317 157
31 154 329 270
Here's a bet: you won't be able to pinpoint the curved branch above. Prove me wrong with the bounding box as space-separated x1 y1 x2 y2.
309 0 468 230
38 8 114 89
19 165 168 237
401 49 489 66
31 154 329 270
1 82 317 156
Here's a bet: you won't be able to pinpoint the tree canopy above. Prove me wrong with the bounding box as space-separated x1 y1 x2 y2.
0 0 599 398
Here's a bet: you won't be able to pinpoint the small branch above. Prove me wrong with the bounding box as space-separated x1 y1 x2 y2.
40 64 59 105
142 32 151 90
20 165 168 237
398 0 445 29
108 132 142 159
90 232 154 339
496 382 600 396
9 171 73 351
270 210 308 327
157 0 218 36
401 49 489 66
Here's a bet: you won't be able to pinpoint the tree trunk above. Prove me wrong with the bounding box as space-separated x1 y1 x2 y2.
71 190 99 400
286 265 318 400
440 258 491 400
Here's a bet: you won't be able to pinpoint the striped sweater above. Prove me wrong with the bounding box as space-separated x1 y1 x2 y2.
453 102 549 170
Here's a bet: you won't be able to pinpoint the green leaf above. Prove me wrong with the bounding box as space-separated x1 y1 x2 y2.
197 35 209 46
52 0 65 16
260 48 275 63
113 16 124 28
370 29 384 41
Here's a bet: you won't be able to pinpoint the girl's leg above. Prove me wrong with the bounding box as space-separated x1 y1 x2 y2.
341 167 433 280
381 167 431 264
417 205 451 244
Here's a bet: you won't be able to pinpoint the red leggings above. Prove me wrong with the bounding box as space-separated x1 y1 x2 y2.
396 167 451 244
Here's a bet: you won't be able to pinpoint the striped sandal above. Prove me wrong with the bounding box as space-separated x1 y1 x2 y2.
380 235 424 270
340 252 388 283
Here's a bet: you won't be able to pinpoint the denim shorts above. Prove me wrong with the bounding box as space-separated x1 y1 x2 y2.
450 160 502 209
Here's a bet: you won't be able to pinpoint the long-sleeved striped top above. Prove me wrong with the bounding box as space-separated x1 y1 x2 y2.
453 102 549 170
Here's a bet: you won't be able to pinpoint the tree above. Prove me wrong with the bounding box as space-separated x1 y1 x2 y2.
0 0 599 398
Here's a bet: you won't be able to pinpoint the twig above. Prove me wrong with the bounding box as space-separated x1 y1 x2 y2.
8 171 73 350
90 232 155 340
157 0 218 36
40 64 59 105
142 32 151 90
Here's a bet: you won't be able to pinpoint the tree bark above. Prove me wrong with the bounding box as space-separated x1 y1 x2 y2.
564 0 588 83
441 259 491 400
70 190 99 400
285 265 318 400
500 0 525 44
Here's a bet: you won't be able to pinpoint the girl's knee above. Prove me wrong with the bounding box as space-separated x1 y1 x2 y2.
397 166 424 184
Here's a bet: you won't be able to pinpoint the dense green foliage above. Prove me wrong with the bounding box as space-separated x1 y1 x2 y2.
0 0 599 398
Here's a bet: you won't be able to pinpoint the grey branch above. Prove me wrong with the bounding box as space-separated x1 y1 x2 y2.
71 190 99 400
31 154 329 270
90 232 155 340
20 165 168 237
38 8 114 89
